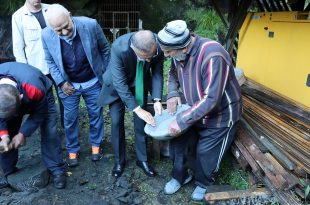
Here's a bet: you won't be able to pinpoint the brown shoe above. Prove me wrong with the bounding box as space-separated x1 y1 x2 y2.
67 153 78 167
91 146 102 161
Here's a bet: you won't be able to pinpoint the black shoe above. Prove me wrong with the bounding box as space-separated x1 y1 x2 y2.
67 153 79 167
53 174 66 189
112 164 125 178
0 176 9 189
91 153 103 162
91 147 103 162
136 161 156 177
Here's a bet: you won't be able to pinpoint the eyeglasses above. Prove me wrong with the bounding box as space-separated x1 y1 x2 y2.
130 44 158 62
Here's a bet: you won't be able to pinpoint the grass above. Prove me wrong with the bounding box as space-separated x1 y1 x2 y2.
216 155 249 190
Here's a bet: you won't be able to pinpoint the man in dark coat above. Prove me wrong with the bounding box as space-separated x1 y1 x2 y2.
98 30 164 178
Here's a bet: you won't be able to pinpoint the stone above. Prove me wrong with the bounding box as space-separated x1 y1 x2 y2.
144 104 190 140
7 158 50 192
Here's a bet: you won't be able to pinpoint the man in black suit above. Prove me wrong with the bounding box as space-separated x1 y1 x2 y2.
98 30 164 178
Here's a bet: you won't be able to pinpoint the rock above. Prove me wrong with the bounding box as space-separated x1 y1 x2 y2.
114 187 128 198
133 196 143 205
79 178 89 186
117 196 128 203
109 198 121 205
157 191 169 204
7 158 50 192
116 178 131 189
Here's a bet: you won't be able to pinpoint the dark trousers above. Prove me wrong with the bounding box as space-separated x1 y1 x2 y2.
170 122 238 187
0 90 65 176
169 129 195 184
109 98 148 165
46 74 64 126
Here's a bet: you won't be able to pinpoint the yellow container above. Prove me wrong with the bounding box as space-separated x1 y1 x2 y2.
237 12 310 108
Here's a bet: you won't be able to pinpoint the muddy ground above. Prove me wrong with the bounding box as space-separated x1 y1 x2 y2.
0 105 208 205
0 105 276 205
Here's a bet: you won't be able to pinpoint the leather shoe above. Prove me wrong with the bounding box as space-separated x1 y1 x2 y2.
112 164 125 178
136 161 156 177
53 174 66 189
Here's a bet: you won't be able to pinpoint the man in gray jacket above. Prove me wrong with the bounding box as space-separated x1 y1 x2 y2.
41 4 110 167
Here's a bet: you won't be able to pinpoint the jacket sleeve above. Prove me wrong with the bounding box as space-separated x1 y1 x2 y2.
0 119 9 138
150 53 164 100
41 31 65 86
95 20 110 73
110 46 138 111
176 56 230 131
12 12 27 64
19 86 47 137
167 59 181 99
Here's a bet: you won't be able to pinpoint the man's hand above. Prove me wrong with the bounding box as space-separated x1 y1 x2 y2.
134 107 156 126
61 81 75 96
11 133 26 149
0 135 11 153
168 120 182 137
153 101 163 116
167 97 181 115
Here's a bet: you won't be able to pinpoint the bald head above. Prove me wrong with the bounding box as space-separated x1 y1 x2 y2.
46 4 70 23
131 30 157 54
46 4 74 37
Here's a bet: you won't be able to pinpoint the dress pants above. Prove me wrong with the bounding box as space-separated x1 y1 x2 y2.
109 98 148 165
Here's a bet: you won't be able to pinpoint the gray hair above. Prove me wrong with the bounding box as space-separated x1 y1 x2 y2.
0 84 20 119
46 4 70 22
131 30 156 53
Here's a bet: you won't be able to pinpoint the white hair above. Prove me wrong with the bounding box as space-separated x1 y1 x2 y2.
46 4 70 21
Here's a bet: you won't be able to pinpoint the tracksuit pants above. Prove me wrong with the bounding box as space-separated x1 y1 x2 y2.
170 122 238 188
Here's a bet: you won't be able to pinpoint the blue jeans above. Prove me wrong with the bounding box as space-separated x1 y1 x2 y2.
58 82 104 153
0 90 65 176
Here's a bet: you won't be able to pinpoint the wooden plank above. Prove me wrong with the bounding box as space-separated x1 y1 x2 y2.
231 144 249 170
238 129 288 189
234 137 261 174
243 109 310 166
265 153 299 190
259 135 296 171
241 118 296 170
242 80 310 124
205 188 270 201
244 111 310 174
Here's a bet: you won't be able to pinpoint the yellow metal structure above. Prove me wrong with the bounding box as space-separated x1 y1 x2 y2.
237 11 310 108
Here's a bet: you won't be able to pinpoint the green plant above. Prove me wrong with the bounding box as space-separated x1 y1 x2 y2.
0 0 23 15
216 156 249 190
162 58 171 95
185 9 226 41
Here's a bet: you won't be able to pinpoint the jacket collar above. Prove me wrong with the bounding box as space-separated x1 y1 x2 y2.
21 3 49 16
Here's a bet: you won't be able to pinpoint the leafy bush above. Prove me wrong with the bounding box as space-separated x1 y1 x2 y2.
0 0 23 15
185 8 226 41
